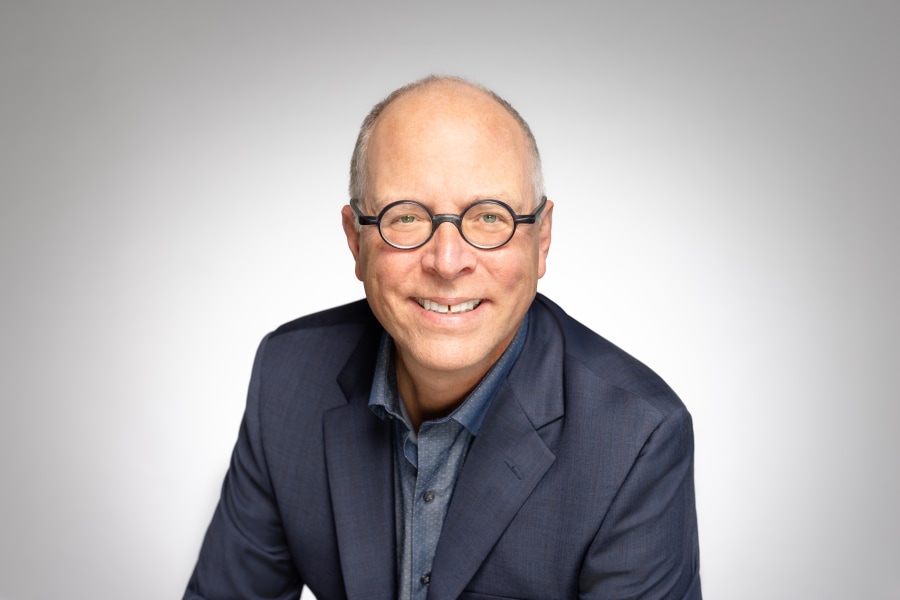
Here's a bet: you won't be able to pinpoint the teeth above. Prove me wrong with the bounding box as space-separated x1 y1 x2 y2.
417 298 482 314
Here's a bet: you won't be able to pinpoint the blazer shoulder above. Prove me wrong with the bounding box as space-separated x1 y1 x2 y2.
252 298 381 388
533 294 685 418
269 298 374 338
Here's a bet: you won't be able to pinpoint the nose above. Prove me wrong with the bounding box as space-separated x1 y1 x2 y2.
421 220 476 279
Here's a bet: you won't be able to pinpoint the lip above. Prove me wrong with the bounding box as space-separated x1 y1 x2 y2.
416 297 484 315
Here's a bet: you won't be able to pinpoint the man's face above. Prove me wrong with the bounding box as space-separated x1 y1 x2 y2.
342 84 553 382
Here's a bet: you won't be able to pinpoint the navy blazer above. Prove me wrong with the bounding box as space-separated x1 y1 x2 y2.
185 294 701 599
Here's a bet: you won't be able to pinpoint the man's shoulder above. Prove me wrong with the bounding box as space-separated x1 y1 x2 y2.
269 298 375 338
247 299 381 401
531 294 685 417
256 298 380 368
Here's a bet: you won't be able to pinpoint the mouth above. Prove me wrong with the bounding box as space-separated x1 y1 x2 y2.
417 298 483 314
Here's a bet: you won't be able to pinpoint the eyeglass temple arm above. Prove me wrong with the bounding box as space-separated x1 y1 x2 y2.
350 201 379 226
514 196 547 224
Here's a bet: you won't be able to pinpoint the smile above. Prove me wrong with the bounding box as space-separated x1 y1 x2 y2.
417 298 483 314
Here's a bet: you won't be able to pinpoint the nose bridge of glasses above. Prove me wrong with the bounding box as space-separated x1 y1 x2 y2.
432 212 464 232
429 213 468 248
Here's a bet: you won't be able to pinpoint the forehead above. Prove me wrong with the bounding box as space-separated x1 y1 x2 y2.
365 84 532 203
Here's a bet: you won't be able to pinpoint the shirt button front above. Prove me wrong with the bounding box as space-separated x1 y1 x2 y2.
423 491 436 503
420 572 431 585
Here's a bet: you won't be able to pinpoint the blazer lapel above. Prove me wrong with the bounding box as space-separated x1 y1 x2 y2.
427 300 565 600
426 384 556 600
324 323 397 600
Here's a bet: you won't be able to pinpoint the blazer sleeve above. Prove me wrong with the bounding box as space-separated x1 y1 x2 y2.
580 405 702 599
184 335 303 600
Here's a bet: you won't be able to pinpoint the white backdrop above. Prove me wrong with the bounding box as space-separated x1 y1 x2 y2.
1 2 897 599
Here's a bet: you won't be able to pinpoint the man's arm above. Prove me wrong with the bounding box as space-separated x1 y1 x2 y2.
184 336 303 600
580 405 702 599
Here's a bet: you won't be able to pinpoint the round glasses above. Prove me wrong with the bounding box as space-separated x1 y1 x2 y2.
351 197 547 250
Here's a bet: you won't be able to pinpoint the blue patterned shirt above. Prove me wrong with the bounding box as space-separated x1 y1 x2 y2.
368 313 529 600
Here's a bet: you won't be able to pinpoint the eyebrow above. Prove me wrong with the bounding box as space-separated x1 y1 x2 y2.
369 194 520 212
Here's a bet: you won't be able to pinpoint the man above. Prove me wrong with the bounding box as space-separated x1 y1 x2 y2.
185 75 701 599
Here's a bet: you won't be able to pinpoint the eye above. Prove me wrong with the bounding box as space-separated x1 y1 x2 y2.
467 207 508 228
399 214 417 224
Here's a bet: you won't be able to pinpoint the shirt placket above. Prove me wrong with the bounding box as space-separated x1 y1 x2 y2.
410 423 441 600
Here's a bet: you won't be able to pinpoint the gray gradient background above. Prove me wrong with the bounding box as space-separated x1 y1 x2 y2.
1 2 897 599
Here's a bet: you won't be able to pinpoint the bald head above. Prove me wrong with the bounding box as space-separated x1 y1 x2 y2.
349 76 544 211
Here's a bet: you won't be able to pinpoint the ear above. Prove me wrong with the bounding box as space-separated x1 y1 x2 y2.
341 205 364 281
536 199 553 279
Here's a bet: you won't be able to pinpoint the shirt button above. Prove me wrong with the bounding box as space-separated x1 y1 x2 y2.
420 572 431 585
423 491 436 503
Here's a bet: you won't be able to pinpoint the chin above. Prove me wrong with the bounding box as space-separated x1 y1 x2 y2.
407 337 501 374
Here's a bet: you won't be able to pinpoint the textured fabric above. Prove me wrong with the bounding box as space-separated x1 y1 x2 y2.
368 317 527 600
184 294 702 600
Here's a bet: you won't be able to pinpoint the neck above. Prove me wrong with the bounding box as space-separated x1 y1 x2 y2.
395 352 486 433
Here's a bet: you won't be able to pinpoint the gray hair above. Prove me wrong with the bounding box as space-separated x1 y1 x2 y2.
348 75 545 213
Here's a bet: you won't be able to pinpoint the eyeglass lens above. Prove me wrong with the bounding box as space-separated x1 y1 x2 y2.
378 201 516 249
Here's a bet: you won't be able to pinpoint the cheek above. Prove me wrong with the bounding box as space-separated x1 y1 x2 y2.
356 236 383 279
485 256 537 295
499 242 542 280
359 246 409 295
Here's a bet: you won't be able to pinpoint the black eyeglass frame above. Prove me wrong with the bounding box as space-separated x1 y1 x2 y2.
351 196 547 250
